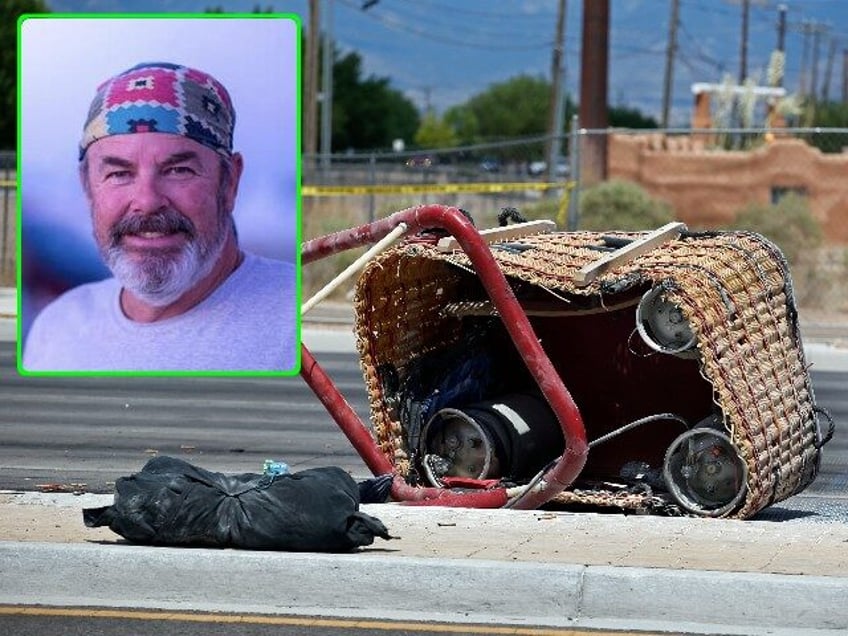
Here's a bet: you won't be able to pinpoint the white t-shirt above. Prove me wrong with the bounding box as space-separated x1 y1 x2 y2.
23 252 297 372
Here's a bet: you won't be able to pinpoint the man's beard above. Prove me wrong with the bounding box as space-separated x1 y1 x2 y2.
99 208 228 308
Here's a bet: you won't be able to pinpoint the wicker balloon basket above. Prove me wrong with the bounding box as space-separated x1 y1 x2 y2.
352 222 829 519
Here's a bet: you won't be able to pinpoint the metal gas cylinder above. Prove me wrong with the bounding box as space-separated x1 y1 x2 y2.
636 286 698 358
421 393 564 485
662 417 748 516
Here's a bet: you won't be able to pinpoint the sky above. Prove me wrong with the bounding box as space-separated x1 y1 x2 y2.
44 0 848 128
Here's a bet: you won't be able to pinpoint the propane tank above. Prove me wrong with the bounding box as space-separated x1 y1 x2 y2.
662 416 747 516
421 393 563 486
636 286 698 358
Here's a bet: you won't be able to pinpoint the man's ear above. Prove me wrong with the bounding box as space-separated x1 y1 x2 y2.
78 159 92 201
224 152 244 213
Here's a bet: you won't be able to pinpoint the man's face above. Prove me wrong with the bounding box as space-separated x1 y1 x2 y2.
83 133 237 306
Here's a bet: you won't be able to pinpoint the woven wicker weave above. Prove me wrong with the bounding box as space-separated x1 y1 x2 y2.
353 227 823 519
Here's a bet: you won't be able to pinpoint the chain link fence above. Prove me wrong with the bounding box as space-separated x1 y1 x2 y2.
0 151 15 287
301 127 848 323
302 126 848 228
3 127 846 321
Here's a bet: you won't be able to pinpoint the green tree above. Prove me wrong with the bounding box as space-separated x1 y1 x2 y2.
804 101 848 154
330 51 419 151
414 112 458 149
465 74 551 139
609 105 658 128
442 104 479 145
442 73 654 152
2 0 50 150
439 75 553 161
810 101 848 127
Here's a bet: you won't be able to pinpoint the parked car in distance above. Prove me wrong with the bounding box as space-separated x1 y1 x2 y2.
528 158 570 177
406 154 436 168
479 157 501 173
527 160 547 176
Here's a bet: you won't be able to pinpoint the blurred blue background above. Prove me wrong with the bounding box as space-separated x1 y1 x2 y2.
19 16 299 341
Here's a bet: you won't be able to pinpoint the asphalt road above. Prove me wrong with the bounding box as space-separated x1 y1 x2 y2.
0 343 372 492
0 341 845 521
0 608 664 636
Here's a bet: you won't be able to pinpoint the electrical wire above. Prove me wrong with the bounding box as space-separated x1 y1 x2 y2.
336 0 553 51
505 412 691 509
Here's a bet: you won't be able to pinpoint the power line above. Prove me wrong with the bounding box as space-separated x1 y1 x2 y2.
677 22 725 73
335 0 553 51
394 0 562 22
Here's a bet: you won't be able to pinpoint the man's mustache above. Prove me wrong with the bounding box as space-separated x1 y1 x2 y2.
110 210 196 244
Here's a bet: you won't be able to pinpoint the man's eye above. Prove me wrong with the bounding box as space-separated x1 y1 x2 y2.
165 166 195 176
104 170 131 181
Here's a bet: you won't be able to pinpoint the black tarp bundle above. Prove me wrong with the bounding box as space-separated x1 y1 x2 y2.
83 456 393 552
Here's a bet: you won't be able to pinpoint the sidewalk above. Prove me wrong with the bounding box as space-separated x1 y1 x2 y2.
3 491 848 577
0 287 15 341
1 492 847 634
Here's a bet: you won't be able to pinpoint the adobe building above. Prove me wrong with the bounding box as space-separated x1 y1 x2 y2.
607 83 848 244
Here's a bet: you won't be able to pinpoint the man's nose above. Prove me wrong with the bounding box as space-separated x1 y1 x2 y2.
129 173 169 214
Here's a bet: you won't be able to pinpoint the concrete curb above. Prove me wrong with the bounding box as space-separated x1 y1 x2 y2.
0 541 845 635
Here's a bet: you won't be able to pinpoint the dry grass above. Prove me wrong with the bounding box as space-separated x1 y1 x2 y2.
301 195 848 318
300 193 522 298
0 187 15 287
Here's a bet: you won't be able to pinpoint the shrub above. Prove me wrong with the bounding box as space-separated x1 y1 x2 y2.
578 180 675 231
514 196 564 225
724 193 822 265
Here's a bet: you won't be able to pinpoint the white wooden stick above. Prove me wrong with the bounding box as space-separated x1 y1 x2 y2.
301 222 409 316
573 222 687 287
436 220 556 252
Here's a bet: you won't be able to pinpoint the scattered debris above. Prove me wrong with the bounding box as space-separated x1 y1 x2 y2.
36 483 88 494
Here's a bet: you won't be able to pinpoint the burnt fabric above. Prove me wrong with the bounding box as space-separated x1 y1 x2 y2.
83 456 391 552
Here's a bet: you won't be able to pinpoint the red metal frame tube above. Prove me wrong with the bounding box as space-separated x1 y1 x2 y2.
300 346 395 476
300 205 588 509
301 339 514 506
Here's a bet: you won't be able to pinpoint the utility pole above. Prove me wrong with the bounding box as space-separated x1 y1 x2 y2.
320 0 334 168
820 35 836 103
774 3 787 87
304 0 320 163
776 3 787 55
766 4 788 128
810 23 822 103
738 0 750 84
545 0 567 187
799 20 812 97
843 49 848 104
578 0 609 186
661 0 680 128
421 86 433 114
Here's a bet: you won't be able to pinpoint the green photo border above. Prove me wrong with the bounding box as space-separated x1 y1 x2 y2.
16 12 303 378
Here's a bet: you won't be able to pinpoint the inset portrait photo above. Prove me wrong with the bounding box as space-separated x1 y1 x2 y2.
17 14 301 375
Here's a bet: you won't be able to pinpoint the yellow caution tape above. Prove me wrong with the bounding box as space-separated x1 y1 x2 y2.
302 181 574 196
557 190 571 227
0 179 571 195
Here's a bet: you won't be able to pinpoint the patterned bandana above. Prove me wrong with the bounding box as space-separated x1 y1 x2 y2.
79 62 235 160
